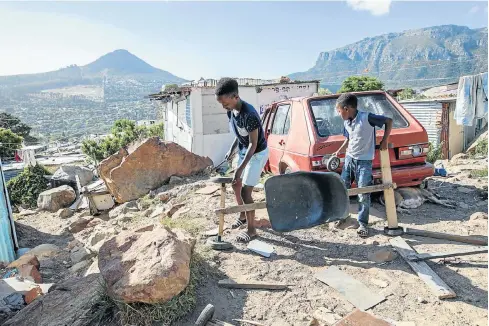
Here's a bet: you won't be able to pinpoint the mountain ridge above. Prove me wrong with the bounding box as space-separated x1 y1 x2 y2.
289 24 488 92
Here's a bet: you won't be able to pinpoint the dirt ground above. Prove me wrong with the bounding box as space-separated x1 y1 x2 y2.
10 156 488 326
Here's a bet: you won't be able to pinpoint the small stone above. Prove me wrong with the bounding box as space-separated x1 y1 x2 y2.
142 208 154 217
169 176 184 185
17 264 42 283
417 297 428 304
368 248 398 263
370 240 380 246
57 208 74 219
165 203 186 218
371 278 389 288
7 254 40 270
70 246 92 264
24 286 43 304
68 217 93 234
458 187 474 194
86 218 104 228
69 260 91 273
459 202 469 209
172 208 191 219
150 206 165 218
470 212 488 221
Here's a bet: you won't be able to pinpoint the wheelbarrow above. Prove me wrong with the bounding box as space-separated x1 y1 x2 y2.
212 171 350 233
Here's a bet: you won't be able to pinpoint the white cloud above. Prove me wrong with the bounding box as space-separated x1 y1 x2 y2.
346 0 392 16
469 5 480 14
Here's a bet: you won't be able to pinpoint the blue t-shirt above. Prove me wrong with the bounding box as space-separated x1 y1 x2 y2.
342 111 388 160
227 101 267 154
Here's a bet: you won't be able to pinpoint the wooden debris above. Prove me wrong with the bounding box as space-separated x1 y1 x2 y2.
232 319 266 326
404 228 488 246
314 266 385 311
218 279 289 290
215 202 267 215
335 309 392 326
196 185 221 195
407 247 488 262
389 237 456 299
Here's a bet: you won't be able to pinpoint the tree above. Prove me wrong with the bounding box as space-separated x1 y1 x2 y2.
0 128 23 160
338 76 384 93
0 112 37 144
397 88 415 101
318 87 332 96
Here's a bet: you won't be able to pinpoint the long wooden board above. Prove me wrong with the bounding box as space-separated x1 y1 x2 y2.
218 279 289 290
380 149 398 229
215 202 267 215
348 183 397 196
314 266 385 311
405 228 488 246
408 247 488 262
389 237 456 299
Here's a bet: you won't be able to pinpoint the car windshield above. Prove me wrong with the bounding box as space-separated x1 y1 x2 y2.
309 93 409 137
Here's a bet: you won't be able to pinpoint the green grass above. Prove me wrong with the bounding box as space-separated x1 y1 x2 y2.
87 255 204 326
470 168 488 178
470 138 488 158
160 217 202 237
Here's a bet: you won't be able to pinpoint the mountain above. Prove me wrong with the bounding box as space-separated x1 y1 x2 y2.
0 50 187 140
289 25 488 92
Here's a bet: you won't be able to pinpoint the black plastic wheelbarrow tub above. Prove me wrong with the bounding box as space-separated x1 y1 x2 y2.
264 172 349 232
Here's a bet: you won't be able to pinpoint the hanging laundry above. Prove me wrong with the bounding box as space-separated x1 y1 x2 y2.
455 72 488 126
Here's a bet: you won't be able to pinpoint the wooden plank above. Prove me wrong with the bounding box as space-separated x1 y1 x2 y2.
405 228 488 246
232 319 265 326
314 266 385 311
348 183 396 196
215 201 267 215
196 185 221 195
379 149 398 229
407 247 488 262
389 236 456 299
334 309 392 326
218 184 226 237
218 279 289 290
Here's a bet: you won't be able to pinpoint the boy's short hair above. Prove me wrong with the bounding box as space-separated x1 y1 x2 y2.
336 93 358 109
215 78 239 97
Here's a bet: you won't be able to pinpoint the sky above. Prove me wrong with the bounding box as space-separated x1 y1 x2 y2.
0 1 487 80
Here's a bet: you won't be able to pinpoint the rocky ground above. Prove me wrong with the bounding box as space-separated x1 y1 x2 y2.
4 154 488 326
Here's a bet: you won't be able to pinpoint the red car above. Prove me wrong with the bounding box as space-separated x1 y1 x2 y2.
261 91 434 188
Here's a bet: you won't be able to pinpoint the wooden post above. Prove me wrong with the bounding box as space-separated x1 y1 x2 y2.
217 183 226 241
379 148 398 229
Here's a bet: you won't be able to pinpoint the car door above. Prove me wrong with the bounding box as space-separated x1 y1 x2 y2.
267 103 291 174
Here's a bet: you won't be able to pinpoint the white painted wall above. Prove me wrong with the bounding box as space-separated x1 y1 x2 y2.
162 81 319 166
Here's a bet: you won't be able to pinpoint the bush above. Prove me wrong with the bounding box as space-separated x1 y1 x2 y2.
7 165 51 209
338 76 384 93
0 128 23 160
82 120 164 164
471 138 488 158
426 142 444 164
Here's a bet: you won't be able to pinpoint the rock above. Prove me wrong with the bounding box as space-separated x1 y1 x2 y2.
70 246 92 264
450 153 468 165
118 213 135 223
371 278 389 288
68 217 93 234
69 260 91 274
368 248 397 263
172 208 191 219
37 186 76 212
459 202 469 209
334 217 359 230
458 187 474 194
84 260 100 277
169 176 184 185
86 218 104 229
370 240 380 246
417 297 428 304
98 226 195 303
3 274 101 326
18 209 37 217
150 205 166 218
7 255 40 270
24 287 43 305
313 307 341 325
17 265 42 283
165 202 186 218
52 165 94 187
158 192 172 202
108 201 139 219
142 207 154 217
57 208 74 219
470 212 488 221
78 210 92 218
99 138 212 203
28 244 60 259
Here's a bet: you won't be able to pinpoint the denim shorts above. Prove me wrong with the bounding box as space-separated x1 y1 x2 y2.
237 147 269 187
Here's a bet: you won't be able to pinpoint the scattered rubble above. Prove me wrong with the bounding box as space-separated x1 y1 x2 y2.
99 138 212 203
368 248 398 263
57 208 73 219
37 186 76 212
51 165 94 187
27 244 60 259
98 225 195 303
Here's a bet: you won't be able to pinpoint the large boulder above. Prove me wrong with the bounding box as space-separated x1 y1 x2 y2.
99 138 212 203
98 225 195 304
51 165 94 187
3 274 101 326
37 186 76 212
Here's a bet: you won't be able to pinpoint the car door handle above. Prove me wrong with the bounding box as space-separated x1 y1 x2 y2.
279 139 285 146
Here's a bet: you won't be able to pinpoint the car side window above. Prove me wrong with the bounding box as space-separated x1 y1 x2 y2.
271 105 290 135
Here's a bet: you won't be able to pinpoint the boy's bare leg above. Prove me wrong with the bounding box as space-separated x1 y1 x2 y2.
231 180 246 228
241 185 257 237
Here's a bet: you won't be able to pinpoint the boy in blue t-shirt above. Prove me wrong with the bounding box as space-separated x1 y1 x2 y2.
333 93 393 237
216 78 269 243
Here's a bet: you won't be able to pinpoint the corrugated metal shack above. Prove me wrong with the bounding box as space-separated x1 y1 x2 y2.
0 160 18 264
